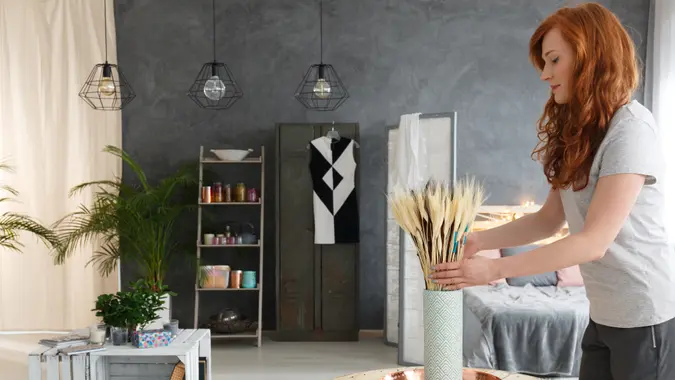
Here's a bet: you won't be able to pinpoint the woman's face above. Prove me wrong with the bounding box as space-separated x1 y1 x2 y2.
539 28 574 104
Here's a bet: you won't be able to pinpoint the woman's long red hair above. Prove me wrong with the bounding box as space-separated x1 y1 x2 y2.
529 3 639 191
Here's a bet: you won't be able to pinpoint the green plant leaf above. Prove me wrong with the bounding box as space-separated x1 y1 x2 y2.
52 145 198 289
0 163 60 253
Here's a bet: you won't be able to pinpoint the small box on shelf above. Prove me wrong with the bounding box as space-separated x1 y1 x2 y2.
131 329 173 348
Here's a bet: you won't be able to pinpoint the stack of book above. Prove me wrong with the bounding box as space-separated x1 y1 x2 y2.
38 334 107 355
58 343 106 356
38 334 89 349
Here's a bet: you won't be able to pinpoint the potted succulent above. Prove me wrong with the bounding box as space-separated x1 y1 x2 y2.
93 292 130 345
126 279 176 348
53 145 197 319
93 279 176 347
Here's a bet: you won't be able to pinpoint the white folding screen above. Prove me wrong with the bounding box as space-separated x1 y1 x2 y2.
385 126 401 346
385 113 457 364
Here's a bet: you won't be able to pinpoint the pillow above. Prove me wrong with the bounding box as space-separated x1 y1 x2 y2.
476 249 507 285
500 245 558 287
557 265 584 287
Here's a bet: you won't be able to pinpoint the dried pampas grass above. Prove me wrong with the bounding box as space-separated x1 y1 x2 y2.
389 178 485 291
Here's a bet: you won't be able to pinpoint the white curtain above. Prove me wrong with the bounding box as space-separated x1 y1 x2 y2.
646 0 675 241
0 0 121 331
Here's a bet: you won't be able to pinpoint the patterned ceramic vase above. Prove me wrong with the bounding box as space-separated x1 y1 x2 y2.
423 289 463 380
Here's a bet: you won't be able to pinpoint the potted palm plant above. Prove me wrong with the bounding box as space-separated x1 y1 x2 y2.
53 145 196 320
0 162 60 252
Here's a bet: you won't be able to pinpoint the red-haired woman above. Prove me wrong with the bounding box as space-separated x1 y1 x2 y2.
431 3 675 379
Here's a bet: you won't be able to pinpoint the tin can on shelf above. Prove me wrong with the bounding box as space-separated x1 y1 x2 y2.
235 183 246 202
230 270 243 289
247 188 258 202
212 182 223 203
224 184 232 202
201 186 211 203
216 234 225 245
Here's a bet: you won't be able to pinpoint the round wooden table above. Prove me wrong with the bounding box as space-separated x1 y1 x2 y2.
334 367 540 379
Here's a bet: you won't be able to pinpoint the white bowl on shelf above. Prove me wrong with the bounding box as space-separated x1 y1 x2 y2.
210 149 253 161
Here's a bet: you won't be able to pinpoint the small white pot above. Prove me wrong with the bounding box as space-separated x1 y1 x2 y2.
145 294 172 330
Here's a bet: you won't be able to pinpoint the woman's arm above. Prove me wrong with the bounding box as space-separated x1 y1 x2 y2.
474 188 566 250
495 173 644 279
431 173 646 288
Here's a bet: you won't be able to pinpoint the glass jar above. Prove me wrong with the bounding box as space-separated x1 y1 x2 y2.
212 182 223 203
89 324 106 344
224 184 232 202
201 186 211 203
247 188 258 202
163 319 179 338
111 326 128 346
235 183 246 202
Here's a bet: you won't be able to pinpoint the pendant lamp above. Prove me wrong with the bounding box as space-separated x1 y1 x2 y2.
79 0 136 111
294 0 349 111
187 0 243 110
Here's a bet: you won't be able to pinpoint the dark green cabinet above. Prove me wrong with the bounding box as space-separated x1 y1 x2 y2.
274 123 360 341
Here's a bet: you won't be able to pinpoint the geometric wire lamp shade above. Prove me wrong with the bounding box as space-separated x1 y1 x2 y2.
187 62 243 110
186 0 243 111
293 0 349 112
79 1 135 111
294 63 349 111
78 63 136 111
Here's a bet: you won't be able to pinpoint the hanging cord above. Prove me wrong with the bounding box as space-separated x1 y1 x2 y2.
103 0 108 62
319 0 323 63
212 0 217 62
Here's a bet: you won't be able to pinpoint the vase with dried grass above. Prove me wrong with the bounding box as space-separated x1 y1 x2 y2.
390 178 485 380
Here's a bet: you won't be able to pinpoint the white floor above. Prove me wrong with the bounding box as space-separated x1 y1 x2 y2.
211 337 400 379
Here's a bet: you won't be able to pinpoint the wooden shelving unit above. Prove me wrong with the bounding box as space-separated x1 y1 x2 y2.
193 145 265 347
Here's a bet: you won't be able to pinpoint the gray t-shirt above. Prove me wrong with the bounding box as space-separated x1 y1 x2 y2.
559 100 675 328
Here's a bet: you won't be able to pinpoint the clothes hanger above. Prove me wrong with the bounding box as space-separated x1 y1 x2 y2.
306 122 360 149
326 122 341 140
325 122 360 147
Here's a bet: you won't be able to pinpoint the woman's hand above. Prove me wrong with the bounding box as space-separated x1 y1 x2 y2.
429 256 500 290
460 232 483 259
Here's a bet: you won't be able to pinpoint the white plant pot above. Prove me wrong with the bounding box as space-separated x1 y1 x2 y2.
423 289 463 380
145 294 171 330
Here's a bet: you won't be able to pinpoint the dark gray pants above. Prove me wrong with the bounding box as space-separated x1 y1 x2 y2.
579 317 675 380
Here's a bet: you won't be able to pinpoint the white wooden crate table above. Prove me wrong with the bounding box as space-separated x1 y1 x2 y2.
28 328 211 380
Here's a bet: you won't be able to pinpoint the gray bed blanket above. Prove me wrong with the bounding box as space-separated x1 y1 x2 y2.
463 284 589 377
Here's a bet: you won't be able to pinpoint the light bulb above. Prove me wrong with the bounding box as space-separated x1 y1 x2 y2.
98 77 116 96
203 75 226 101
313 78 331 99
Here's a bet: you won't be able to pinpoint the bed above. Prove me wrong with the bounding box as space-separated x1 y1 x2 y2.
462 284 589 377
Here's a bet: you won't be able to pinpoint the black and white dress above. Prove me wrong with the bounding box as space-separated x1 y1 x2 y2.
308 136 359 244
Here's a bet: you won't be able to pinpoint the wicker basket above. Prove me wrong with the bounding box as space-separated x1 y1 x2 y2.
201 319 258 335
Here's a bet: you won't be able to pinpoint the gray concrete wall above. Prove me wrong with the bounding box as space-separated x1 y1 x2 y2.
114 0 650 330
